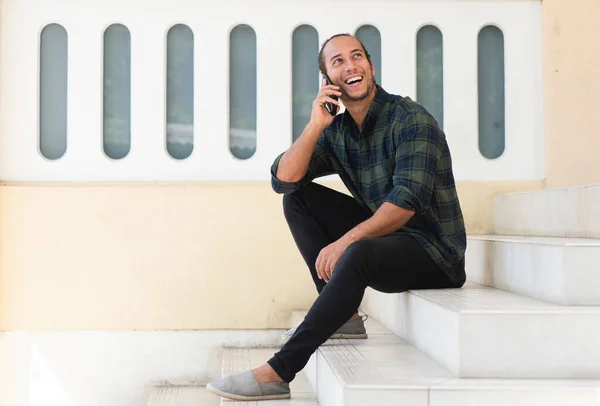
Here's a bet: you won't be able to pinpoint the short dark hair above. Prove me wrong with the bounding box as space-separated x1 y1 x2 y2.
318 33 372 75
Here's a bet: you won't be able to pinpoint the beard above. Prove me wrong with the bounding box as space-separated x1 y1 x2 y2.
343 74 376 102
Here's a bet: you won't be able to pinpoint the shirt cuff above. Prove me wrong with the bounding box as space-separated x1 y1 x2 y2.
270 154 302 194
384 186 423 213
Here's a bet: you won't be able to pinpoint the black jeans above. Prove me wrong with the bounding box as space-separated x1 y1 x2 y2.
267 183 461 383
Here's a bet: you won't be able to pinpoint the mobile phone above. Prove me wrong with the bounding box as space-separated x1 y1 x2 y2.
322 74 339 116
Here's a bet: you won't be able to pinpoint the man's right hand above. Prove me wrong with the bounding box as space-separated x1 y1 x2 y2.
274 80 340 183
310 79 342 129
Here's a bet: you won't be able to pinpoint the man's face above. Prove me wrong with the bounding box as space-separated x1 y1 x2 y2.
322 36 375 102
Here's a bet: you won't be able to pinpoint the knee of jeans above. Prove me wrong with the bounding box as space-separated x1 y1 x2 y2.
334 240 375 283
339 239 375 270
348 239 376 255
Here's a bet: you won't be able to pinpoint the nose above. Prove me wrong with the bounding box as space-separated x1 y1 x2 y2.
344 58 356 72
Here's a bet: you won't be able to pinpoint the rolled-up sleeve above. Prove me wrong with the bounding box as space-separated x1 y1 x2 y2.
270 136 335 194
384 113 442 214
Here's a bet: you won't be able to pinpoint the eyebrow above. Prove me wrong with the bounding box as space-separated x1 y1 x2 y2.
329 49 363 63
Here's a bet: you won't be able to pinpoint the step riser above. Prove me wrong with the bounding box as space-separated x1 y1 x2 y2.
345 387 427 406
429 387 600 406
316 353 344 406
305 353 318 394
362 288 600 379
451 313 600 378
494 184 600 238
403 292 460 374
467 237 600 305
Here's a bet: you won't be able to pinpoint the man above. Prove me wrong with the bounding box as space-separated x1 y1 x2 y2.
207 33 467 401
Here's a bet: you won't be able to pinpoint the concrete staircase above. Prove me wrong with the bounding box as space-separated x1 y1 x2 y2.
147 183 600 405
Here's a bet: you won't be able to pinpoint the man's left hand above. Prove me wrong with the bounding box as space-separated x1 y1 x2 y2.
315 237 354 283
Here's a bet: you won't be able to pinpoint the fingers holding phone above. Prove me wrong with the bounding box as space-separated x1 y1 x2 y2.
310 76 342 128
322 74 340 117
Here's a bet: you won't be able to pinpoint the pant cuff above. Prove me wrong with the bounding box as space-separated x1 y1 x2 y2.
267 355 295 383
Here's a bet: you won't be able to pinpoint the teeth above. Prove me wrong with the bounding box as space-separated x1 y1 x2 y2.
346 76 362 84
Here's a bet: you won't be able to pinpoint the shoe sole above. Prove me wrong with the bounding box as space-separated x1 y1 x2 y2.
206 383 291 401
282 333 368 340
330 333 368 339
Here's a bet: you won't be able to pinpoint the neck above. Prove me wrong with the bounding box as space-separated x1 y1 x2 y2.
343 86 377 128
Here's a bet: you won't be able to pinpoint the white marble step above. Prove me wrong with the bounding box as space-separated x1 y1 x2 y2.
466 235 600 305
494 183 600 238
288 311 600 406
147 386 220 406
289 309 391 394
219 347 318 406
360 282 600 379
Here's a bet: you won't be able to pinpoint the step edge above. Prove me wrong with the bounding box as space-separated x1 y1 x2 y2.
467 234 600 246
494 183 595 198
406 284 600 314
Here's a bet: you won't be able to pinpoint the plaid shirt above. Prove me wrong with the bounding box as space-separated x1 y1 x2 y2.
271 85 466 284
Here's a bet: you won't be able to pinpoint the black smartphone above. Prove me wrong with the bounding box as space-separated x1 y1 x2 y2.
322 74 339 116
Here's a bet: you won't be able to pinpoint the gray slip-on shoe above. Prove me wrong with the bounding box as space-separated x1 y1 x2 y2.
206 370 290 401
282 315 368 340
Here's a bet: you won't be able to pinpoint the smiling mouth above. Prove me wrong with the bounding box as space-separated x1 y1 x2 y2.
345 75 364 85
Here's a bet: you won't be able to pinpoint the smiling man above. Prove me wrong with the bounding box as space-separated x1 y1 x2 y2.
207 33 467 401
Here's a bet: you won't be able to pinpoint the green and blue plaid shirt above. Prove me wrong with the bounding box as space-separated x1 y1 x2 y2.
271 85 466 284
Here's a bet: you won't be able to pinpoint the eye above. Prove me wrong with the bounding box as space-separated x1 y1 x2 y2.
333 58 342 65
353 53 362 59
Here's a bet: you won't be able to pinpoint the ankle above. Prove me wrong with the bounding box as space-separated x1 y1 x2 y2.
252 364 284 384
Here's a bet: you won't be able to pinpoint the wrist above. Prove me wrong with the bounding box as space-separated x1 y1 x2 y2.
342 229 362 245
307 121 326 134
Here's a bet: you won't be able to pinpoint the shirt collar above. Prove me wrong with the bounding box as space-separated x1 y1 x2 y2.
341 84 389 136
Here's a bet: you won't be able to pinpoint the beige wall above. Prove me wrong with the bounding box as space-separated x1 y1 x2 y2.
544 0 600 188
0 180 542 331
0 183 316 331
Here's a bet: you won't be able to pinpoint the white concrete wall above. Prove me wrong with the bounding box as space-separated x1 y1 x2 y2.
0 0 543 182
